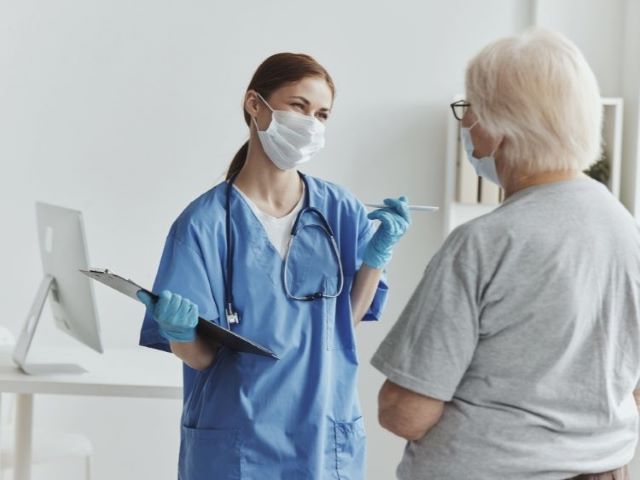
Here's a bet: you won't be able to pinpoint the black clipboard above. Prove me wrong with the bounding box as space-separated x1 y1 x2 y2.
80 269 279 360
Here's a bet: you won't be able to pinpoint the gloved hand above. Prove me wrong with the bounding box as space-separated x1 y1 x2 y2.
363 196 411 269
137 290 199 343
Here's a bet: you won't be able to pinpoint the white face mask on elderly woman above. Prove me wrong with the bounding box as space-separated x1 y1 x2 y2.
460 121 501 186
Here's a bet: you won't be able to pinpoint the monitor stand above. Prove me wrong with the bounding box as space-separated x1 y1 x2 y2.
12 275 87 375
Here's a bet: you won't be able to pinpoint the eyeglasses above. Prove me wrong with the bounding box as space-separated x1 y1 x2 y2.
450 100 470 121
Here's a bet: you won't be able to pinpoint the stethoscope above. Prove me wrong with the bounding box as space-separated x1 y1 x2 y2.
224 171 344 326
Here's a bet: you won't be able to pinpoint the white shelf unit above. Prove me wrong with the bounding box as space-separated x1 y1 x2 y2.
601 97 623 198
442 96 624 239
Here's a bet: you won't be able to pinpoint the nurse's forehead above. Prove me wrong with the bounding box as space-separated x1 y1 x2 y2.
272 79 333 109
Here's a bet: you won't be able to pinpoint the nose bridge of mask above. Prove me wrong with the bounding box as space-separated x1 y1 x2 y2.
273 111 325 137
256 91 324 133
273 121 325 155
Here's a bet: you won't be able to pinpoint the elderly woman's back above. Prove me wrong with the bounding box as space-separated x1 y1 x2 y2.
372 29 639 480
378 176 640 478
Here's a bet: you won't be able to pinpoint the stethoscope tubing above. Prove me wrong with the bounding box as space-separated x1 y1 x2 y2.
224 171 343 325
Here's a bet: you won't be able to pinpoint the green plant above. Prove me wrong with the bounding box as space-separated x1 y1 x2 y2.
584 156 610 186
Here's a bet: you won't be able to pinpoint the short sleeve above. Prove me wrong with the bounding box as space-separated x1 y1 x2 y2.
370 248 479 401
354 202 389 321
139 225 219 352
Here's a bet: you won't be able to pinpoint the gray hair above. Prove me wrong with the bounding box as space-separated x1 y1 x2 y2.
465 29 602 174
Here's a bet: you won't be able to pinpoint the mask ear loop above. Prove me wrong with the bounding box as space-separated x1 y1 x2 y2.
255 92 274 112
489 140 501 158
252 92 274 133
469 119 500 157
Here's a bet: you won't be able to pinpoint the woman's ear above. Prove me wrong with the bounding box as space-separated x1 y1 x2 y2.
244 90 261 120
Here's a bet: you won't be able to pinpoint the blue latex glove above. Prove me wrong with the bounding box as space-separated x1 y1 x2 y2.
363 196 411 269
137 290 199 343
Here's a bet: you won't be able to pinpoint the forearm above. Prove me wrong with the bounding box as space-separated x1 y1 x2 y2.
351 265 382 325
634 389 640 410
378 380 444 441
379 405 426 441
170 336 218 371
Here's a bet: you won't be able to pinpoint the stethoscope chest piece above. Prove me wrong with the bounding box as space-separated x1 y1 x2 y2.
226 304 240 325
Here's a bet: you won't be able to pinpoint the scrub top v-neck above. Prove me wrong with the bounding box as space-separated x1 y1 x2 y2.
232 183 304 260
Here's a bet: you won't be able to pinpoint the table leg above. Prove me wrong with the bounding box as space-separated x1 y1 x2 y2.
14 394 33 480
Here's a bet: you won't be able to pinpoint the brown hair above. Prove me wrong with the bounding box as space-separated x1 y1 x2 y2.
226 53 336 180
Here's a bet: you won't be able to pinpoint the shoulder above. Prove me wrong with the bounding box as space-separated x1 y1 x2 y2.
439 209 514 271
169 181 228 244
447 213 497 246
305 174 366 218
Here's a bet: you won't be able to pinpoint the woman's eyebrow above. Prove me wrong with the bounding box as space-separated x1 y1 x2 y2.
289 95 331 112
289 95 311 105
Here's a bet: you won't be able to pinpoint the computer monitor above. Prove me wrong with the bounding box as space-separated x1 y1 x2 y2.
13 202 103 375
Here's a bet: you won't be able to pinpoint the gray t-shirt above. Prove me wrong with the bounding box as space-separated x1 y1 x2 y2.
371 177 640 479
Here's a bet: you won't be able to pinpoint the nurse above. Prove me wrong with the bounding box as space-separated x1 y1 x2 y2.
138 52 410 479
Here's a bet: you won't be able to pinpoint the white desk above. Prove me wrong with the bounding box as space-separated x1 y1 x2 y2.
0 347 182 480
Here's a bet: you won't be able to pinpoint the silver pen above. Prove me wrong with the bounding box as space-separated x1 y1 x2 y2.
365 203 439 213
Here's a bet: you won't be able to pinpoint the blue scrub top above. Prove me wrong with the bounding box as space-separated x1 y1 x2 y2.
140 175 388 480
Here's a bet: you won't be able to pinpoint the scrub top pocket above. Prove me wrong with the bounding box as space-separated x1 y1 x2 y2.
323 276 356 352
285 222 342 300
327 417 367 480
179 426 242 480
182 348 228 429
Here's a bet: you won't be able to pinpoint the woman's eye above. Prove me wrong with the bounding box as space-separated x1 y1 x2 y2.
316 113 329 122
291 103 305 110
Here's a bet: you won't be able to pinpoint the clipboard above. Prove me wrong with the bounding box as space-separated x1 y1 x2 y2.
80 269 279 360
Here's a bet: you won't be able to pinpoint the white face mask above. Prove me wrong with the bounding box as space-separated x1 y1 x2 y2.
460 120 501 186
253 93 326 171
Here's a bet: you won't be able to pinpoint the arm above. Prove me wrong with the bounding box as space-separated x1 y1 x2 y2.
371 229 480 443
170 337 219 371
351 265 383 326
354 196 411 325
378 379 444 441
634 390 640 410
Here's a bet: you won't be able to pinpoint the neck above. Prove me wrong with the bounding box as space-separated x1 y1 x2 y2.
233 131 303 215
502 168 586 199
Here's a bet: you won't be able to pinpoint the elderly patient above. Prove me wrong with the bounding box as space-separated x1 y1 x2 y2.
371 29 640 480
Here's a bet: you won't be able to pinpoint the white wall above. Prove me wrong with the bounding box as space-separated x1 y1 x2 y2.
0 1 637 479
535 0 625 96
620 0 640 217
534 0 640 221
